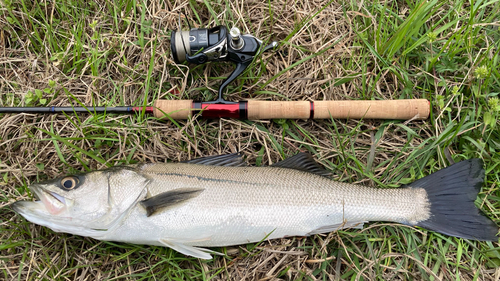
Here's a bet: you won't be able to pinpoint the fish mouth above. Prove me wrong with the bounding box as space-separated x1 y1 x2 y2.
12 185 78 234
26 184 67 215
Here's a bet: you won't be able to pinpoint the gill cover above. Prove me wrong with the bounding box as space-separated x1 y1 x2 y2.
84 167 151 231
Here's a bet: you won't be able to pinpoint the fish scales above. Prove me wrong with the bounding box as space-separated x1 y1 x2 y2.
110 163 429 247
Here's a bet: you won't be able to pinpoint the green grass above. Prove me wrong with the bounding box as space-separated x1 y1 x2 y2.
1 0 500 280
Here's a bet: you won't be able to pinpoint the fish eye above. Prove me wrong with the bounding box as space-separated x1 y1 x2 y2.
60 176 79 190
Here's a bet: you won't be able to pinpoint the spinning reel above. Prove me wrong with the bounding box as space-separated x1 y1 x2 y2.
171 25 278 103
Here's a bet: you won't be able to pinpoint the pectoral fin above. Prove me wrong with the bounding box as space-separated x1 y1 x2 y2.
140 188 204 217
159 238 221 260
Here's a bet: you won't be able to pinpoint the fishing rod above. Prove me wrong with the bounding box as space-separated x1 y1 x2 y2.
0 25 430 120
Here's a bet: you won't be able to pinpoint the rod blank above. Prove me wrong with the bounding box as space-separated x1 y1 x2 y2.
0 106 154 114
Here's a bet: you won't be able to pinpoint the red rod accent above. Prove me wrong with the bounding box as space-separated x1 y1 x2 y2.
132 106 154 114
199 103 240 119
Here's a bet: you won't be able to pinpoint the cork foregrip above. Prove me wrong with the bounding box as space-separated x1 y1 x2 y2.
154 100 193 119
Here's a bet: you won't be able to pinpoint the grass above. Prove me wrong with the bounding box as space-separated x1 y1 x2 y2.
1 0 500 280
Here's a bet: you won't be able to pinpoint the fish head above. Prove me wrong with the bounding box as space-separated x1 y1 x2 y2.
13 166 149 237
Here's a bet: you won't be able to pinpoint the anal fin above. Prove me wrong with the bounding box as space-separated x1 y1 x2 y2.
159 238 221 260
307 220 367 235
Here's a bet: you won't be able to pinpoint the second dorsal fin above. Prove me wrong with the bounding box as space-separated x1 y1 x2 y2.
271 153 331 177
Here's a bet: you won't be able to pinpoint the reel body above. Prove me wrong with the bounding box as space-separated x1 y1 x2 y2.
171 25 277 103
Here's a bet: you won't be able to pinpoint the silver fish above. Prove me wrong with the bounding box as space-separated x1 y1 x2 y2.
12 153 498 259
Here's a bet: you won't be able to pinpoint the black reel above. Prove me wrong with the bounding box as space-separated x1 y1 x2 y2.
171 25 277 103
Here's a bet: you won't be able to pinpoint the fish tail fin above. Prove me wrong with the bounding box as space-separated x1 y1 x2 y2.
411 159 498 241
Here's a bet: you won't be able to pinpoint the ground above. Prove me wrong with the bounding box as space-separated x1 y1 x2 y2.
1 0 500 280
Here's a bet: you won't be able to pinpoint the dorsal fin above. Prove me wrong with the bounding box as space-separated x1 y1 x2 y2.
140 188 204 217
182 153 247 167
271 153 331 177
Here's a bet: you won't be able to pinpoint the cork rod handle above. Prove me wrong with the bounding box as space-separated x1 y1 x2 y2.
153 99 430 120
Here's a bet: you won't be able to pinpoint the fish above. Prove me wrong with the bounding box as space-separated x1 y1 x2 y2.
12 153 498 259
